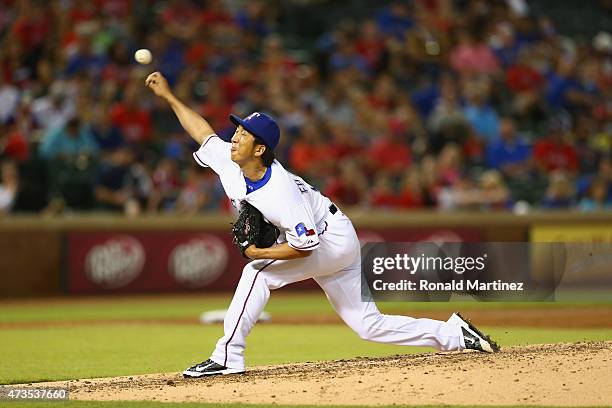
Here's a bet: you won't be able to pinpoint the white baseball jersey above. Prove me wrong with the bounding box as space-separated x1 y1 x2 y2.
193 135 332 251
191 134 465 371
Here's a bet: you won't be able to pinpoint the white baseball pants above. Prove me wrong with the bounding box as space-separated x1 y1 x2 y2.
210 212 465 370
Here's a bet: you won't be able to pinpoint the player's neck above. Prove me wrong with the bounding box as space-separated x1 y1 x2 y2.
241 160 268 181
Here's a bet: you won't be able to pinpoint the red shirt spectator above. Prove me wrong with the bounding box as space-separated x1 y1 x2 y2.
94 0 132 18
110 103 152 143
11 9 50 49
369 175 398 208
396 188 423 208
220 73 245 105
199 81 231 131
324 178 365 207
2 130 29 162
533 137 578 173
69 4 96 25
201 0 234 26
288 140 329 175
506 64 543 93
200 102 231 133
328 122 363 162
329 141 362 162
369 136 412 175
355 21 385 70
185 42 208 65
370 190 398 208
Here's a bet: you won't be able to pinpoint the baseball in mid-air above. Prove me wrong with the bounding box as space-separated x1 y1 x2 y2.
134 48 152 65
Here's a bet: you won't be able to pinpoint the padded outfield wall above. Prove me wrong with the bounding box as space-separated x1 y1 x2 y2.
0 211 610 297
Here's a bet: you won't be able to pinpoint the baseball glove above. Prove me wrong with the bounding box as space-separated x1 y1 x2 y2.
232 200 280 257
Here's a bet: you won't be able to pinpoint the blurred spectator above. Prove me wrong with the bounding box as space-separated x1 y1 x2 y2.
476 170 511 209
462 78 499 143
486 117 532 178
110 85 152 144
235 0 272 38
329 34 369 75
328 121 364 162
324 160 368 207
0 71 19 124
490 22 521 69
450 29 500 75
419 154 440 206
10 5 49 51
315 84 355 126
65 35 107 77
533 119 578 174
39 118 99 159
91 104 124 153
573 117 602 175
148 158 181 212
369 172 398 208
439 170 511 211
0 0 609 215
0 160 19 214
578 177 612 211
200 81 232 133
1 122 30 162
545 56 599 112
505 47 546 122
505 50 543 93
427 77 470 153
541 171 576 209
288 123 331 180
31 82 76 130
175 167 219 214
437 143 463 187
369 132 412 177
94 148 150 215
396 168 425 208
355 20 385 72
376 2 413 38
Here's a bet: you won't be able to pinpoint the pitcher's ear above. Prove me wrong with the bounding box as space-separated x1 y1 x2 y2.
254 144 266 157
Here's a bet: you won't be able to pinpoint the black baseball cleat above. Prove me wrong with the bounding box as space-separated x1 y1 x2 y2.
182 359 245 378
448 312 500 353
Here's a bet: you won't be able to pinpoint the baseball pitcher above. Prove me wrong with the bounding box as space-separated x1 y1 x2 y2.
145 71 499 377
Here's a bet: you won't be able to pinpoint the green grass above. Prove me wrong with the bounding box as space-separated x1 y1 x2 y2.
0 292 609 323
1 322 611 385
1 292 610 389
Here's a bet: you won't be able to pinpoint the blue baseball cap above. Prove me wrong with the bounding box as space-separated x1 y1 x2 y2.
229 112 280 150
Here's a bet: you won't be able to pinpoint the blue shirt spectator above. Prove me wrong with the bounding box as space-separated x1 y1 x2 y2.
39 119 100 159
487 137 531 168
411 83 440 118
546 71 581 110
376 3 413 38
463 104 499 142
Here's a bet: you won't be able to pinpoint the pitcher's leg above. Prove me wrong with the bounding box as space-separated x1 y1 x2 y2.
210 260 276 370
315 264 464 351
210 250 338 370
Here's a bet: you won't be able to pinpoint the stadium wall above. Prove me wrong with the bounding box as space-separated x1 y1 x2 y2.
0 212 610 297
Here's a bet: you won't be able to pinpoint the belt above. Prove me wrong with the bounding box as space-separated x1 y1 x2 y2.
329 204 338 215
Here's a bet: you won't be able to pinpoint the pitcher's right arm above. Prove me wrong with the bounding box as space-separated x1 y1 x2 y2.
145 71 214 145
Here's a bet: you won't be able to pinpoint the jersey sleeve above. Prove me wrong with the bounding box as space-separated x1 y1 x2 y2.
282 201 320 251
192 135 235 175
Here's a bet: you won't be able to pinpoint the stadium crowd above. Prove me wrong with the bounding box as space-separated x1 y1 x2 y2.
0 0 610 216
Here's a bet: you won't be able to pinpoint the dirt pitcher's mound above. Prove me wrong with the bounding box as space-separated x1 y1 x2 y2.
26 341 612 406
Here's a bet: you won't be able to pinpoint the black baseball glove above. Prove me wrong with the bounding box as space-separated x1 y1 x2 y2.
232 200 280 258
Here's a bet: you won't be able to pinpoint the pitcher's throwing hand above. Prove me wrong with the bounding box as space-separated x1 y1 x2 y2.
145 71 171 99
